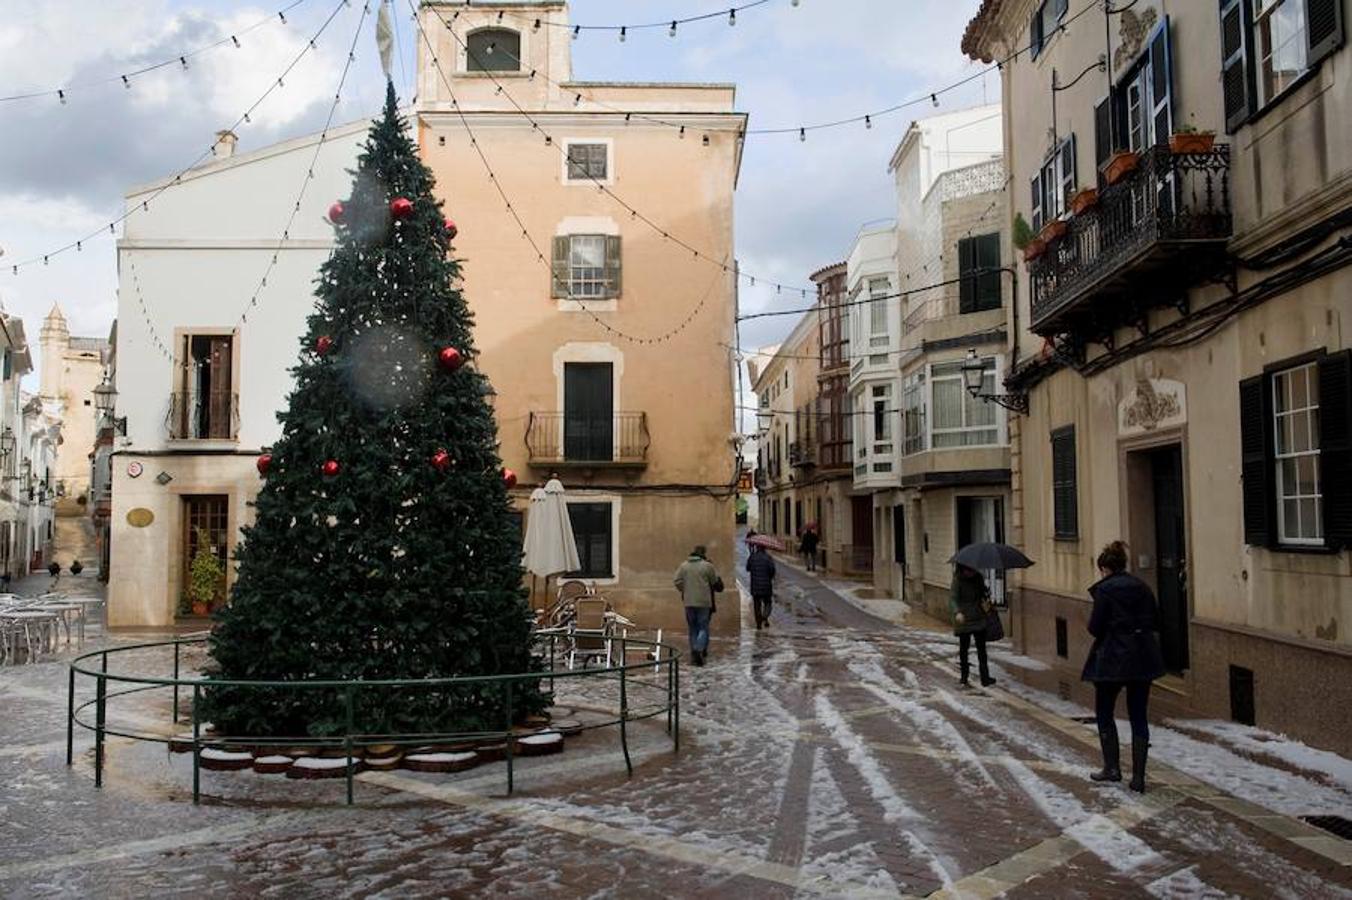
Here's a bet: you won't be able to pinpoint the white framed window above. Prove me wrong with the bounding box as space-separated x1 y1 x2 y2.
930 358 1000 448
1272 362 1322 545
465 28 521 73
563 140 612 184
1253 0 1309 107
869 277 890 343
552 234 621 300
902 371 927 456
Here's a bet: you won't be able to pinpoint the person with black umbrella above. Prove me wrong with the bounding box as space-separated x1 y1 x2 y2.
950 564 996 687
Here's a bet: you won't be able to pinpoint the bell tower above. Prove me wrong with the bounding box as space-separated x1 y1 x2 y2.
39 303 69 406
418 1 571 111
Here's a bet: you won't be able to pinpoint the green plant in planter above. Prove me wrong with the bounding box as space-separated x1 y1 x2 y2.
187 529 225 616
1013 213 1035 251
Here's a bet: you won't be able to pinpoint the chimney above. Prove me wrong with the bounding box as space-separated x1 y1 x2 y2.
213 130 238 159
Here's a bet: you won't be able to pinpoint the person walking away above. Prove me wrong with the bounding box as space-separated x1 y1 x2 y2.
800 527 820 573
1082 540 1166 793
950 564 995 687
675 545 722 666
746 543 777 629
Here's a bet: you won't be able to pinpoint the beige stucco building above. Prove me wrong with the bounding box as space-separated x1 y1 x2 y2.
965 0 1352 752
414 1 744 634
39 304 106 508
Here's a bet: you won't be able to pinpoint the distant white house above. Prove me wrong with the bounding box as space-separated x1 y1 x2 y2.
108 122 369 626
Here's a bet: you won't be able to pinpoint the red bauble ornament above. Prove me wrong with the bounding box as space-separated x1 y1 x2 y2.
431 449 451 472
502 468 518 489
390 197 414 219
256 454 272 476
438 346 464 371
315 335 334 355
322 459 340 477
328 201 345 224
444 218 458 240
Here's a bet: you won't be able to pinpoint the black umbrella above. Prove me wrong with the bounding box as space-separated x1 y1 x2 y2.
949 542 1035 571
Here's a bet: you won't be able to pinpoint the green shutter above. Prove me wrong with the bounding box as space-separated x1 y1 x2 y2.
1307 0 1345 67
551 235 570 298
604 235 622 299
1238 373 1275 547
1318 350 1352 549
958 236 976 313
1220 0 1253 133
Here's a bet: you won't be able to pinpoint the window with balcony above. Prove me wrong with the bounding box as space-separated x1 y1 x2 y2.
958 233 1002 313
565 142 609 182
1030 136 1076 232
466 28 521 72
565 501 614 578
1221 0 1343 130
173 333 237 440
1240 351 1352 551
1028 0 1068 60
551 235 622 300
931 359 998 449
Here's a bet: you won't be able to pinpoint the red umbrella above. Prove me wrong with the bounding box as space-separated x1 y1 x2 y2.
746 534 785 551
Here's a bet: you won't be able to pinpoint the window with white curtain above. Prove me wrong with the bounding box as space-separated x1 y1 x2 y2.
930 358 999 448
902 371 927 456
869 277 890 346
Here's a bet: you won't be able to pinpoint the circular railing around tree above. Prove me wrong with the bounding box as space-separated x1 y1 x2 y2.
66 632 681 805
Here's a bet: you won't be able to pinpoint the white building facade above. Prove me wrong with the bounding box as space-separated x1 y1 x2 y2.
108 123 368 626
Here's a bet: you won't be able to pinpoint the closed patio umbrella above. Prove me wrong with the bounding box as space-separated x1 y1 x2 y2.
523 478 580 609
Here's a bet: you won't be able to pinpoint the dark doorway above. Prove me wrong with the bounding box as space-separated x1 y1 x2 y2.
563 363 613 461
1151 446 1189 673
850 495 874 572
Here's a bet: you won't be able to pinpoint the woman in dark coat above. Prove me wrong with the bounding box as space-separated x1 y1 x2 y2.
1082 540 1166 793
746 544 777 629
949 564 994 687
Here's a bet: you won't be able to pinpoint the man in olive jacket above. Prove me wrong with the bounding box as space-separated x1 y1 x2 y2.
675 545 721 666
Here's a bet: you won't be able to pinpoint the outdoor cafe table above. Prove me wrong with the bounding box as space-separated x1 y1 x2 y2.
58 598 105 645
2 610 60 659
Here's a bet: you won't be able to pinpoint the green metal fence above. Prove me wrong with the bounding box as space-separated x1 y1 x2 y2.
67 633 681 805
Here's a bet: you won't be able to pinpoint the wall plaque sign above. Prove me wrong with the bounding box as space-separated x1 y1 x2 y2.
126 508 155 528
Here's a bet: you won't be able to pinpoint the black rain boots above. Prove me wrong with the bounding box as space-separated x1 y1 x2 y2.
1091 729 1123 783
1129 740 1149 793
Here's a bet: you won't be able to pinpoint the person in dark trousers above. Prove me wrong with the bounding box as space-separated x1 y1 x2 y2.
950 564 995 687
746 543 777 629
1082 540 1166 793
674 545 722 666
799 527 820 572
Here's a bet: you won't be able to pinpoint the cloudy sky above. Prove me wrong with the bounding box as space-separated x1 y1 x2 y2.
0 0 992 388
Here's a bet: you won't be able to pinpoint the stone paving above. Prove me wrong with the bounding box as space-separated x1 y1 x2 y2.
0 558 1349 898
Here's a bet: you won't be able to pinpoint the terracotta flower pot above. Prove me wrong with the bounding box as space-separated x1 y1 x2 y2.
1105 150 1139 186
1039 219 1068 244
1022 238 1047 262
1069 188 1099 215
191 601 209 617
1169 132 1216 155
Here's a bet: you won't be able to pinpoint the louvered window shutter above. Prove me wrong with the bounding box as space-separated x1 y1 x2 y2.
1318 350 1352 549
958 237 976 313
1030 176 1043 232
1238 374 1275 547
604 235 623 299
551 236 570 298
1094 96 1113 174
1220 0 1253 133
1030 9 1044 59
1307 0 1345 66
1052 426 1078 539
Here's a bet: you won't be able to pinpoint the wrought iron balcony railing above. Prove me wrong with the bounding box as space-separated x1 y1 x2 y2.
1029 144 1232 338
167 392 239 441
788 441 815 469
525 412 649 468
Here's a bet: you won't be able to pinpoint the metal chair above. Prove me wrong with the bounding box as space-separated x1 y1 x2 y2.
567 597 611 669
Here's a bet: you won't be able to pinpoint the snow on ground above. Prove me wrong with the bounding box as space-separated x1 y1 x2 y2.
1144 864 1239 899
796 747 902 899
1167 719 1352 794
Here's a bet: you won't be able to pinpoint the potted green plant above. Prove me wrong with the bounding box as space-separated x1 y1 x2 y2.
1105 149 1140 186
186 529 226 617
1013 213 1045 262
1169 119 1216 155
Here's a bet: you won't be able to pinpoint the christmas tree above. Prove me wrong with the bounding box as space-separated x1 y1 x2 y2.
202 84 542 739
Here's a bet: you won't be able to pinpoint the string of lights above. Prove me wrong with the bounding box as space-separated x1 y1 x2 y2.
5 0 352 276
510 0 780 34
478 0 1098 138
123 1 372 367
408 0 732 345
0 0 311 105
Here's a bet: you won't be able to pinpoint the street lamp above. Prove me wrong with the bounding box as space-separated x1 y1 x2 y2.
961 348 1029 415
94 377 127 436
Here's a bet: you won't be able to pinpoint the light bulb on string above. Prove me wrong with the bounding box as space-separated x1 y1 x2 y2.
231 35 241 48
931 93 939 107
799 127 806 142
58 90 66 105
572 25 579 39
619 26 626 42
533 18 540 31
865 115 872 130
180 56 189 69
122 75 130 89
669 20 677 36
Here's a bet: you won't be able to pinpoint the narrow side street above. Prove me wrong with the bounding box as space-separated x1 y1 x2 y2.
0 549 1348 898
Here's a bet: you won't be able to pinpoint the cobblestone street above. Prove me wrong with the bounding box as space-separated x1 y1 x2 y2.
1 560 1349 898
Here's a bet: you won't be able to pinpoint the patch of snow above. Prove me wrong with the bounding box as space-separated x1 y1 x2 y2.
1000 757 1163 873
198 748 252 762
1166 719 1352 793
517 733 561 746
291 756 356 770
798 747 903 898
253 755 293 765
932 687 1088 770
1145 865 1238 899
811 691 917 824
